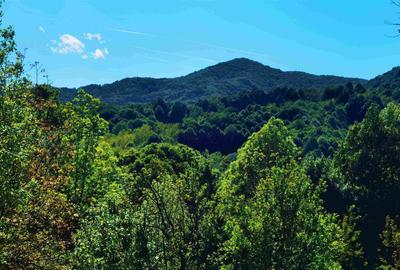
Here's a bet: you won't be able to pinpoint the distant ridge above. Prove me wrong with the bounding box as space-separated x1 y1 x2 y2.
60 58 367 104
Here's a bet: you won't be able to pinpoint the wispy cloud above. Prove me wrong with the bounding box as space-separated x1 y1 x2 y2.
91 48 109 59
105 27 155 37
51 34 85 55
38 26 45 33
84 32 102 41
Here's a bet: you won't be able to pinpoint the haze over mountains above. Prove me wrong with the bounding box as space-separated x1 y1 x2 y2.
60 58 396 104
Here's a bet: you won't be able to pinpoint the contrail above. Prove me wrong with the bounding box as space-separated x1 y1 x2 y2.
180 39 270 58
106 27 155 37
107 26 267 63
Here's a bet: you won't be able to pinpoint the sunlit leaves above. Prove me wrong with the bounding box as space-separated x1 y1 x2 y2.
217 118 348 269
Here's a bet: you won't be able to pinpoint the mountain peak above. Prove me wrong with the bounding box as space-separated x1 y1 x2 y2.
186 57 280 81
223 57 265 65
210 57 277 70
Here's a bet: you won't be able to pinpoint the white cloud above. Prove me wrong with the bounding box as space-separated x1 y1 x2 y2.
84 32 102 41
91 48 109 59
51 34 85 55
38 26 45 33
51 34 109 61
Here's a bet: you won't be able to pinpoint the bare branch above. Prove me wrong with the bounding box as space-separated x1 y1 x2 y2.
391 0 400 8
384 33 400 38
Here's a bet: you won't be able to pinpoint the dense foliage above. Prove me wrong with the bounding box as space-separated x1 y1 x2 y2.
3 9 400 270
102 81 394 157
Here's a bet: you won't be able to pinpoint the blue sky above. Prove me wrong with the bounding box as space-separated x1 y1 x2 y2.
3 0 400 87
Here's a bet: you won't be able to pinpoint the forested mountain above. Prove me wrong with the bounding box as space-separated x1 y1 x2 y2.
59 58 366 104
4 5 400 270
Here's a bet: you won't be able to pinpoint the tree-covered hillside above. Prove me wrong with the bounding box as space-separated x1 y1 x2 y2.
59 58 366 104
101 81 394 157
3 7 400 270
368 66 400 88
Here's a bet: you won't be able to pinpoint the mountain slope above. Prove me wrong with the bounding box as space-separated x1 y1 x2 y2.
60 58 366 104
368 66 400 88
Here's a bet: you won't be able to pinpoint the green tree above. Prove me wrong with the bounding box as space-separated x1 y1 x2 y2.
334 103 400 265
168 102 187 123
377 216 400 270
61 90 108 204
216 118 349 269
73 182 137 270
121 143 217 269
0 7 37 218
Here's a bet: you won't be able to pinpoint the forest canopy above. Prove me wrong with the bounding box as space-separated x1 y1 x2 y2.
2 4 400 270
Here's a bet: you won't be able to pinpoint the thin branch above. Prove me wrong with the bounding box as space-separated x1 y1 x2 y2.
384 19 400 26
391 0 400 8
385 33 400 38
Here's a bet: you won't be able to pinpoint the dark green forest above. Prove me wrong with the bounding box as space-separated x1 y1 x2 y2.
3 7 400 270
58 57 365 104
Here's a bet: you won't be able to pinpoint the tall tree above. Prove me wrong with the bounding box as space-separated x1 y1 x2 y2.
216 118 350 269
335 103 400 266
0 3 36 218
